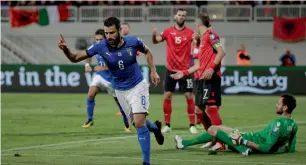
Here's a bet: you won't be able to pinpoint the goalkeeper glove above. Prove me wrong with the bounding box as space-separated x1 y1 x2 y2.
230 133 248 145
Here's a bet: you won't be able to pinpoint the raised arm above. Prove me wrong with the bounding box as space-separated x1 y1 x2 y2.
152 26 165 44
58 34 91 63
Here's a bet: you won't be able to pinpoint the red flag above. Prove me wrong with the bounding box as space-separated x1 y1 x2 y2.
9 8 38 28
273 17 306 42
58 3 70 22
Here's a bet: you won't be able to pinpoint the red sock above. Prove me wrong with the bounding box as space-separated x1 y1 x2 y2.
196 111 202 124
163 99 172 125
196 111 209 130
206 106 222 125
187 99 195 125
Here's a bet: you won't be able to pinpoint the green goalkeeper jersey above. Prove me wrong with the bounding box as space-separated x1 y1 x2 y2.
241 116 298 153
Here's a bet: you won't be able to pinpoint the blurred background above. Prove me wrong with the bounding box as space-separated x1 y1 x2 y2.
1 0 306 94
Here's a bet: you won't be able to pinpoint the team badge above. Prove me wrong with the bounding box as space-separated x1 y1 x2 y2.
126 48 133 56
117 52 122 56
271 122 281 136
137 37 143 42
209 34 215 40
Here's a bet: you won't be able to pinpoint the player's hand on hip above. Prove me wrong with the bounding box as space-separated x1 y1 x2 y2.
58 34 67 50
85 65 92 72
170 71 184 80
94 65 108 71
202 68 214 80
150 71 160 86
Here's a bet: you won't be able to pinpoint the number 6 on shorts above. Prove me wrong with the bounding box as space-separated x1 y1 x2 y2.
141 96 146 105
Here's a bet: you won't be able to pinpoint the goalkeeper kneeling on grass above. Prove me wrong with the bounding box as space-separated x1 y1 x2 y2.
175 93 298 155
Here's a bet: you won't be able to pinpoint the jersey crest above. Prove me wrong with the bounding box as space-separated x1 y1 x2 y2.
271 122 281 136
209 34 215 40
126 48 133 56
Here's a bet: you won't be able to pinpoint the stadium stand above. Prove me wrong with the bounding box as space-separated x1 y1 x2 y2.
1 2 306 65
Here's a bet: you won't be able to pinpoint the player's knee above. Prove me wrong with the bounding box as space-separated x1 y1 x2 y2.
195 106 204 114
134 120 146 128
195 106 205 113
184 92 193 99
208 125 220 137
164 92 173 100
133 114 146 128
87 92 96 99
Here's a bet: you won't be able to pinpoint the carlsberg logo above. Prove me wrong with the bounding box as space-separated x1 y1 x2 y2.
221 67 288 94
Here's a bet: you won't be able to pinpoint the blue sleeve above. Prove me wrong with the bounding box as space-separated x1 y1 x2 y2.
280 54 285 62
135 37 146 54
291 55 296 63
86 43 100 57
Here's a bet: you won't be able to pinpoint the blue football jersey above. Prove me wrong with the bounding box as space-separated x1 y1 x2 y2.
94 55 113 83
86 36 146 90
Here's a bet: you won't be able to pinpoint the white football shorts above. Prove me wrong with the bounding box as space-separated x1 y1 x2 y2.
90 74 115 97
115 80 150 123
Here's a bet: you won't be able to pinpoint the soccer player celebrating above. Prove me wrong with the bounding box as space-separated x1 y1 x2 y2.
115 22 130 116
171 13 225 150
175 93 298 155
59 17 164 165
115 22 141 117
152 8 197 134
83 29 130 132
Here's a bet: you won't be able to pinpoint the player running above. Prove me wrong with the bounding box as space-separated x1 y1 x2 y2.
152 8 197 134
115 22 140 117
58 17 164 165
82 29 130 132
175 93 298 155
171 13 225 150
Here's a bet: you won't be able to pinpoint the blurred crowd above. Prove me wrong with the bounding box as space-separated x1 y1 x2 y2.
227 0 305 7
2 0 204 7
2 0 305 7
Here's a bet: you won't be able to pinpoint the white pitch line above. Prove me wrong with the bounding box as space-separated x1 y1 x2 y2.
2 121 305 152
1 135 136 152
2 154 306 165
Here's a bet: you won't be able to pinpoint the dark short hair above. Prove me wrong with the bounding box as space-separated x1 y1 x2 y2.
121 22 130 28
95 29 105 37
281 93 297 114
176 8 186 13
197 13 211 28
104 17 121 30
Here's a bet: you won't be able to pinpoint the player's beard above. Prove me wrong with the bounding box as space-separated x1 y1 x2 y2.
276 108 283 115
108 35 121 47
176 20 185 28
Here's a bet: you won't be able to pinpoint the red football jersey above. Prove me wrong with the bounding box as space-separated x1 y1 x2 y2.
161 26 194 71
192 45 200 80
197 30 222 79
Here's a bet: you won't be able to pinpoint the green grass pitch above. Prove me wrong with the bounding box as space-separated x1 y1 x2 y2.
1 93 306 165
